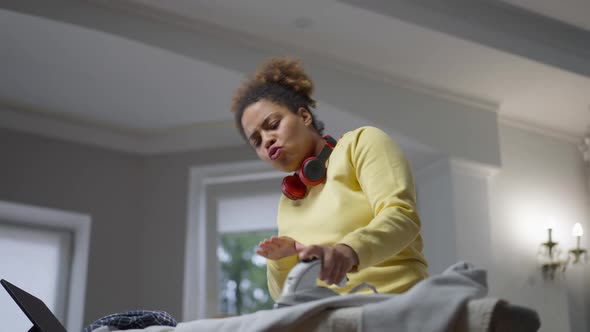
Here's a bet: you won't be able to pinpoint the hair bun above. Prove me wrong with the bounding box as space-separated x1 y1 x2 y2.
231 56 324 139
254 57 315 107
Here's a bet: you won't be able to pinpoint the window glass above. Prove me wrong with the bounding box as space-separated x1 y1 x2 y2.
215 187 280 316
218 230 276 315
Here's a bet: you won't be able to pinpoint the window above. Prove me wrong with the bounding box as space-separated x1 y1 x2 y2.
183 161 283 320
216 185 280 316
218 230 276 315
0 201 90 332
0 223 72 332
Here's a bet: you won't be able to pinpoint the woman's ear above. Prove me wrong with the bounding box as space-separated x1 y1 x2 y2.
298 107 313 127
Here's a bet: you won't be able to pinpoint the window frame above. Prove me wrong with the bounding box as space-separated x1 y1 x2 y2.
184 160 282 320
0 200 91 332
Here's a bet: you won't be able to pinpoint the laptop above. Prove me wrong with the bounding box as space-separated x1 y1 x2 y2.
1 279 68 332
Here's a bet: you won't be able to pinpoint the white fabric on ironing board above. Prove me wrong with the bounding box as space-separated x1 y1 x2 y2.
99 262 501 332
91 300 499 332
362 261 488 331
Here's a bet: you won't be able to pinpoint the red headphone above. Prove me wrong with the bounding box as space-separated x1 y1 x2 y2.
281 135 337 200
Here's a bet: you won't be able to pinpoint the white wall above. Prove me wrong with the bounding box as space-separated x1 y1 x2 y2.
0 128 145 325
416 159 458 274
416 123 589 332
488 124 589 332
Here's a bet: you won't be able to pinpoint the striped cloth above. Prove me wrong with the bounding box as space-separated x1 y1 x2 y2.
83 310 177 332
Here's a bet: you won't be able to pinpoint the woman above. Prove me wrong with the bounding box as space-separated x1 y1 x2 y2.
230 57 428 301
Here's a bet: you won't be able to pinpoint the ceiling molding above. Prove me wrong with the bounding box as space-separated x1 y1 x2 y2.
0 99 149 137
498 114 580 143
341 0 590 78
0 98 238 136
0 104 243 155
0 105 145 154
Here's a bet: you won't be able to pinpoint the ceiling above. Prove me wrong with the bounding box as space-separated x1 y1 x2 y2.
1 0 589 156
500 0 590 31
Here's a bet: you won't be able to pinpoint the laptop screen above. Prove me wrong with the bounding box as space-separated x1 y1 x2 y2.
1 279 67 332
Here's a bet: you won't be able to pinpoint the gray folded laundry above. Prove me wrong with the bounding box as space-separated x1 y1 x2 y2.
83 310 177 332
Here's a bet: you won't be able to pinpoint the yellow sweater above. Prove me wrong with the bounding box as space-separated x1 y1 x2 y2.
267 126 428 300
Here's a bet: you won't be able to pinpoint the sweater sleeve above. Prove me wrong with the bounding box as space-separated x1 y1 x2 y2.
266 254 299 301
339 127 421 270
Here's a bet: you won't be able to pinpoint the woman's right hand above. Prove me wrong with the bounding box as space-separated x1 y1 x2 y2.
256 236 305 260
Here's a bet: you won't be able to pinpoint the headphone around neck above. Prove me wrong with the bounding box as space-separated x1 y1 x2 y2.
281 135 337 200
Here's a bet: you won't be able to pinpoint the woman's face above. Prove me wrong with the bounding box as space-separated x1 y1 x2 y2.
241 99 318 172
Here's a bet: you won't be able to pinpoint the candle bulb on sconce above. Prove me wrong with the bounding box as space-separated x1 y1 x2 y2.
569 223 587 264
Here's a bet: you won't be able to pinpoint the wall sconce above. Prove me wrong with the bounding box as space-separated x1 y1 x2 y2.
539 227 565 280
539 223 587 280
569 223 587 264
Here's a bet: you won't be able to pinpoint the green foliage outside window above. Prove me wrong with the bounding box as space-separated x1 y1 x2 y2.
218 230 276 315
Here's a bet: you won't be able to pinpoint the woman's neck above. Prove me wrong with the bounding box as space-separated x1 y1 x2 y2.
313 135 327 157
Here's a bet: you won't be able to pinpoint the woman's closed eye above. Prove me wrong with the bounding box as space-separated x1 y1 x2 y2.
250 118 281 148
269 119 280 129
251 136 261 148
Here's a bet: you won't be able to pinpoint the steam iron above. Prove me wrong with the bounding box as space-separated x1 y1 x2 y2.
274 259 346 308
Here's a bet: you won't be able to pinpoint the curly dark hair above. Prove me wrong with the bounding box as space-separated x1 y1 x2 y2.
231 57 325 140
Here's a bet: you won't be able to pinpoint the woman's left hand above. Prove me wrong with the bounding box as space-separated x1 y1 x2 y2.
298 244 359 285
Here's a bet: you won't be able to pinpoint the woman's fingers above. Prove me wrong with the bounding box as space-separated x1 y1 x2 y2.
294 241 306 252
261 240 354 279
333 261 348 285
258 238 272 248
257 238 275 258
323 247 345 284
301 245 353 285
299 245 344 284
321 247 334 282
259 241 275 251
257 236 299 259
298 245 323 262
256 249 268 257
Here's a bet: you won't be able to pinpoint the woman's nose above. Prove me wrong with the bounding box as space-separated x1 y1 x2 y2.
262 132 276 149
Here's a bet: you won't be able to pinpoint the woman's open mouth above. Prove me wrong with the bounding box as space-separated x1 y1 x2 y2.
269 147 283 160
